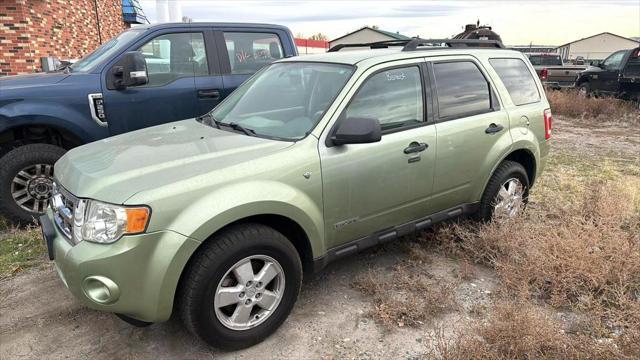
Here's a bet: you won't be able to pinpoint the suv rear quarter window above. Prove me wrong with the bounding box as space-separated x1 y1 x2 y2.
489 58 541 106
433 61 492 120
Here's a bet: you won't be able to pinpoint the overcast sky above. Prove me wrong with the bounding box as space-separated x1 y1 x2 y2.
139 0 640 45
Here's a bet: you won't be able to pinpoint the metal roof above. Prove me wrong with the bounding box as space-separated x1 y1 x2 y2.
329 26 411 43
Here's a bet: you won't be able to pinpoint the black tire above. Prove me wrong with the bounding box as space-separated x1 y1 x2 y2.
578 82 591 98
477 160 530 222
179 223 302 350
0 144 66 224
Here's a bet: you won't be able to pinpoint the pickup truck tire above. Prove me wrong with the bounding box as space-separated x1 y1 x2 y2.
477 160 530 222
179 223 302 350
0 144 66 224
578 82 591 97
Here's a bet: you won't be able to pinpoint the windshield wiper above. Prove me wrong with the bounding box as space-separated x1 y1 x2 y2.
228 122 256 136
197 115 255 136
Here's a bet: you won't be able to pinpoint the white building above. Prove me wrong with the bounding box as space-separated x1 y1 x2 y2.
329 27 411 50
557 32 639 62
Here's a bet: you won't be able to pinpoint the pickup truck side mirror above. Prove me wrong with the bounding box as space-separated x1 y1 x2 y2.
110 51 148 90
330 117 382 146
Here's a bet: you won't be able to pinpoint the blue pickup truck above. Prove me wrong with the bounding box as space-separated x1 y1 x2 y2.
0 22 297 222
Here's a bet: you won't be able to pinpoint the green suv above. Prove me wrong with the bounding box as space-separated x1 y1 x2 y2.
40 39 552 349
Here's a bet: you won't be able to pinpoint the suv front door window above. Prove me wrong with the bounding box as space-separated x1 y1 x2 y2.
320 64 436 247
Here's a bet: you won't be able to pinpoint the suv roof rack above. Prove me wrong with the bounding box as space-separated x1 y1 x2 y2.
327 38 505 52
402 38 504 51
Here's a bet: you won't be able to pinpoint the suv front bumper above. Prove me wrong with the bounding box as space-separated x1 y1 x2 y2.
40 211 200 322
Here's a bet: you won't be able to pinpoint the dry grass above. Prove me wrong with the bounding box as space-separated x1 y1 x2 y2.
547 90 639 123
431 302 623 359
353 261 458 329
423 168 640 357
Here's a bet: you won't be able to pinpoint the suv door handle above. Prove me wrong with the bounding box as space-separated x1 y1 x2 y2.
485 123 504 134
404 142 428 154
198 89 221 100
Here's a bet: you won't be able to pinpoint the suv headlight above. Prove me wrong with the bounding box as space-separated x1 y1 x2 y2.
72 199 150 244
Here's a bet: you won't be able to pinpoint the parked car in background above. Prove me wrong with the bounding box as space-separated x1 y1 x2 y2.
576 47 640 100
0 22 297 223
525 53 586 89
40 39 551 349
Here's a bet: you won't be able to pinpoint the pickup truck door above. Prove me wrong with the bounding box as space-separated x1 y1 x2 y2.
101 27 212 135
597 50 626 93
213 29 290 100
320 62 436 249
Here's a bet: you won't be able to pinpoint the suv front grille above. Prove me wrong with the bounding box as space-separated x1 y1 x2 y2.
51 181 79 244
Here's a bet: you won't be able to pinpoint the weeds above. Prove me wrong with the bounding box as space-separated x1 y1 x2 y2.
353 261 458 329
546 90 639 123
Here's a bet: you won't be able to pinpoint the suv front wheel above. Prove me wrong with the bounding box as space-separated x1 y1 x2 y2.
179 223 302 350
478 160 530 221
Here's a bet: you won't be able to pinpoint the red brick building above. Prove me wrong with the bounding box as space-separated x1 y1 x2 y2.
0 0 145 76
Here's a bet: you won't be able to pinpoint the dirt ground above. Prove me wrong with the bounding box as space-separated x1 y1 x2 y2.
0 244 497 359
0 115 638 359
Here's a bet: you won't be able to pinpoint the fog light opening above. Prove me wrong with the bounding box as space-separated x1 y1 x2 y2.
82 276 120 304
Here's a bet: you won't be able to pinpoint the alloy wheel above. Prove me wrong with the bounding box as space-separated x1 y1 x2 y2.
493 177 526 219
214 255 285 331
11 164 54 214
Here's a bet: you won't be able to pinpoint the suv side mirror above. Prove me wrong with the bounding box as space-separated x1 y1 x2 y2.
111 51 148 90
330 117 381 146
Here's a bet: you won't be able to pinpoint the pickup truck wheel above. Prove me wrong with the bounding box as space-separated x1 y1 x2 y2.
477 160 530 222
0 144 66 224
179 223 302 350
578 82 591 98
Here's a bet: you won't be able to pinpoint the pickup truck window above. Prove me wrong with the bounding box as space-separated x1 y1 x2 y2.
70 29 143 72
223 32 284 74
602 51 625 71
138 32 208 87
527 54 562 66
433 61 491 119
210 62 354 140
489 58 540 106
345 66 424 131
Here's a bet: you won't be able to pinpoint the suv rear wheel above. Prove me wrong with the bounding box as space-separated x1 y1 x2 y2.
478 160 530 221
0 144 66 224
179 223 302 350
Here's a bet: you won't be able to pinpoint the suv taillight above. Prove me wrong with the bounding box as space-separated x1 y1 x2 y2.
540 68 548 81
544 108 553 140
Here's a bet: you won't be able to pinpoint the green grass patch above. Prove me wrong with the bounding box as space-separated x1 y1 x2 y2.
0 220 48 278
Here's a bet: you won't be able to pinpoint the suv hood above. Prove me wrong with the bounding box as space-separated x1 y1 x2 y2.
0 72 70 90
55 119 294 203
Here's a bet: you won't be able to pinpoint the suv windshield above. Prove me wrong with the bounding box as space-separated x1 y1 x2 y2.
70 29 143 72
208 62 354 140
527 54 562 66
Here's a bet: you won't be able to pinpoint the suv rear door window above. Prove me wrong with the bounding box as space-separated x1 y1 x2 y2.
223 32 284 74
345 66 424 131
490 58 541 106
433 61 491 119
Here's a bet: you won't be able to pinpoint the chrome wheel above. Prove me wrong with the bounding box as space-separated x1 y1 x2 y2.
11 164 54 214
214 255 285 331
493 178 526 219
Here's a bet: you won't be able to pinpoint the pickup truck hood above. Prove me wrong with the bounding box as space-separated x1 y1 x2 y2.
55 119 294 203
0 72 70 90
